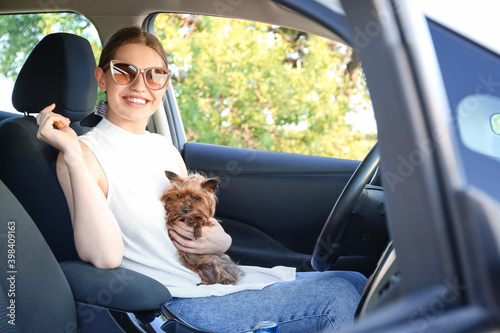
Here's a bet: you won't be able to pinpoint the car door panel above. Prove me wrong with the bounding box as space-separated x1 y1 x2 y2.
182 141 360 270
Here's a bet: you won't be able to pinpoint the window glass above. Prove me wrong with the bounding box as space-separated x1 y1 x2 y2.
155 14 376 160
429 19 500 199
0 13 101 113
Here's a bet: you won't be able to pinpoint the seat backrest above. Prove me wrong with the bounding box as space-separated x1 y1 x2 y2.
0 33 97 262
0 179 77 332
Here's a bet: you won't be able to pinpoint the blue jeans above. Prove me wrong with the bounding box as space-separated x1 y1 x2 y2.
165 271 367 333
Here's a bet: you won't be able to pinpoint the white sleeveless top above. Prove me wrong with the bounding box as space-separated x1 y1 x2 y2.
79 118 295 298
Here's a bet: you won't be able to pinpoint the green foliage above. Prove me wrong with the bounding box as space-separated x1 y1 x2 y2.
0 13 100 81
0 13 376 160
155 14 376 160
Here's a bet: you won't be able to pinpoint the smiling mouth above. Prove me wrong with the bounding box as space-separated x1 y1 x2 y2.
125 97 148 105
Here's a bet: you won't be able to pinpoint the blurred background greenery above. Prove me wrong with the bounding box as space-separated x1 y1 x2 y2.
0 13 376 160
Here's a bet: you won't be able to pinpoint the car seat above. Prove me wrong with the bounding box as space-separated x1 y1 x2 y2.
0 33 200 332
0 32 95 262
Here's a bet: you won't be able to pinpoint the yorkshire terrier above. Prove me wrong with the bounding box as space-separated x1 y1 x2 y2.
161 171 244 285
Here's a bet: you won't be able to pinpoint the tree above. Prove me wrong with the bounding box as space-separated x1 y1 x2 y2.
0 13 376 160
155 14 376 159
0 13 100 81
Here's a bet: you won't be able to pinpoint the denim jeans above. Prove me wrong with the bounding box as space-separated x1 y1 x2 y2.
165 271 367 333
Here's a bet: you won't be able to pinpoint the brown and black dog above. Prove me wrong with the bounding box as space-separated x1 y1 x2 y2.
161 171 244 285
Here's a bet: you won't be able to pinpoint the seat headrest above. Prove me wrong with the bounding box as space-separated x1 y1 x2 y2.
12 33 97 121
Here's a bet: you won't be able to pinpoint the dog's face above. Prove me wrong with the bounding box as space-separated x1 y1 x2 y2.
161 171 219 225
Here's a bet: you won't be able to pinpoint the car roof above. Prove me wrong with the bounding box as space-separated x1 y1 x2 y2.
3 0 499 56
0 0 347 44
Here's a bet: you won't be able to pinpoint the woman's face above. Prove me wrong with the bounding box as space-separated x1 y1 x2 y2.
96 43 168 132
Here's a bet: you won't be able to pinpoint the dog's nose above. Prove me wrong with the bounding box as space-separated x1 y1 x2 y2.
182 206 189 214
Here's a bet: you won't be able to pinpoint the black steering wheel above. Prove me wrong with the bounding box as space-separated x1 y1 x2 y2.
311 143 380 272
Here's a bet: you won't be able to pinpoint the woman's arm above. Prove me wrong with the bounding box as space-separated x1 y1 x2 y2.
37 105 124 269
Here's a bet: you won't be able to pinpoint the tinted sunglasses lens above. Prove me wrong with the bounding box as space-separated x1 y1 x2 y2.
111 63 138 84
145 68 170 90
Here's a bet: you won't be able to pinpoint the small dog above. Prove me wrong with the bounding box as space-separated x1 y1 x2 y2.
161 171 244 285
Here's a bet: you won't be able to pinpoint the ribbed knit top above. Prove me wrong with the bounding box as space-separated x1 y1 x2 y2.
79 118 295 298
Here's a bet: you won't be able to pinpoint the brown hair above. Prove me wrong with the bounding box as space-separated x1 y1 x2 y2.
98 26 168 69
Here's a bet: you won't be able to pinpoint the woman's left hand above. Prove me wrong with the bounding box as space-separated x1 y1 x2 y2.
169 218 232 254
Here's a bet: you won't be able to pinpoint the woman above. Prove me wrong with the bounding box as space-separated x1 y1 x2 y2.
36 27 366 332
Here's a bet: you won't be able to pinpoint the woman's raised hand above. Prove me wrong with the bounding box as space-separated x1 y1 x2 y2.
36 103 78 152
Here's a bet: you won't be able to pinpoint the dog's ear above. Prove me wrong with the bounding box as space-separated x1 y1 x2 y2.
201 177 219 192
165 170 183 184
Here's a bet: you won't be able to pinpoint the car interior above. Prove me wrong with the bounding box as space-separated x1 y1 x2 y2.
0 26 381 333
1 0 499 332
0 12 382 332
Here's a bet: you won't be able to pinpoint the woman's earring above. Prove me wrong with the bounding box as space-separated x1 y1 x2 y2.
95 100 108 118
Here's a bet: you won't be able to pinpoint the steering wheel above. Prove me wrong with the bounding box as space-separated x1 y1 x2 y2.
311 143 380 272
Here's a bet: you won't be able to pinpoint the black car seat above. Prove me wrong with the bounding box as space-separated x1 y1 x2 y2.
0 179 78 332
0 33 188 332
0 32 95 262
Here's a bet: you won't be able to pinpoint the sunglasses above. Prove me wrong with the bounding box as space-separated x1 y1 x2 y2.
104 60 172 91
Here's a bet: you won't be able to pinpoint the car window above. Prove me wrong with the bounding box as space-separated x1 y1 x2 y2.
429 19 500 199
0 13 101 114
154 14 376 160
